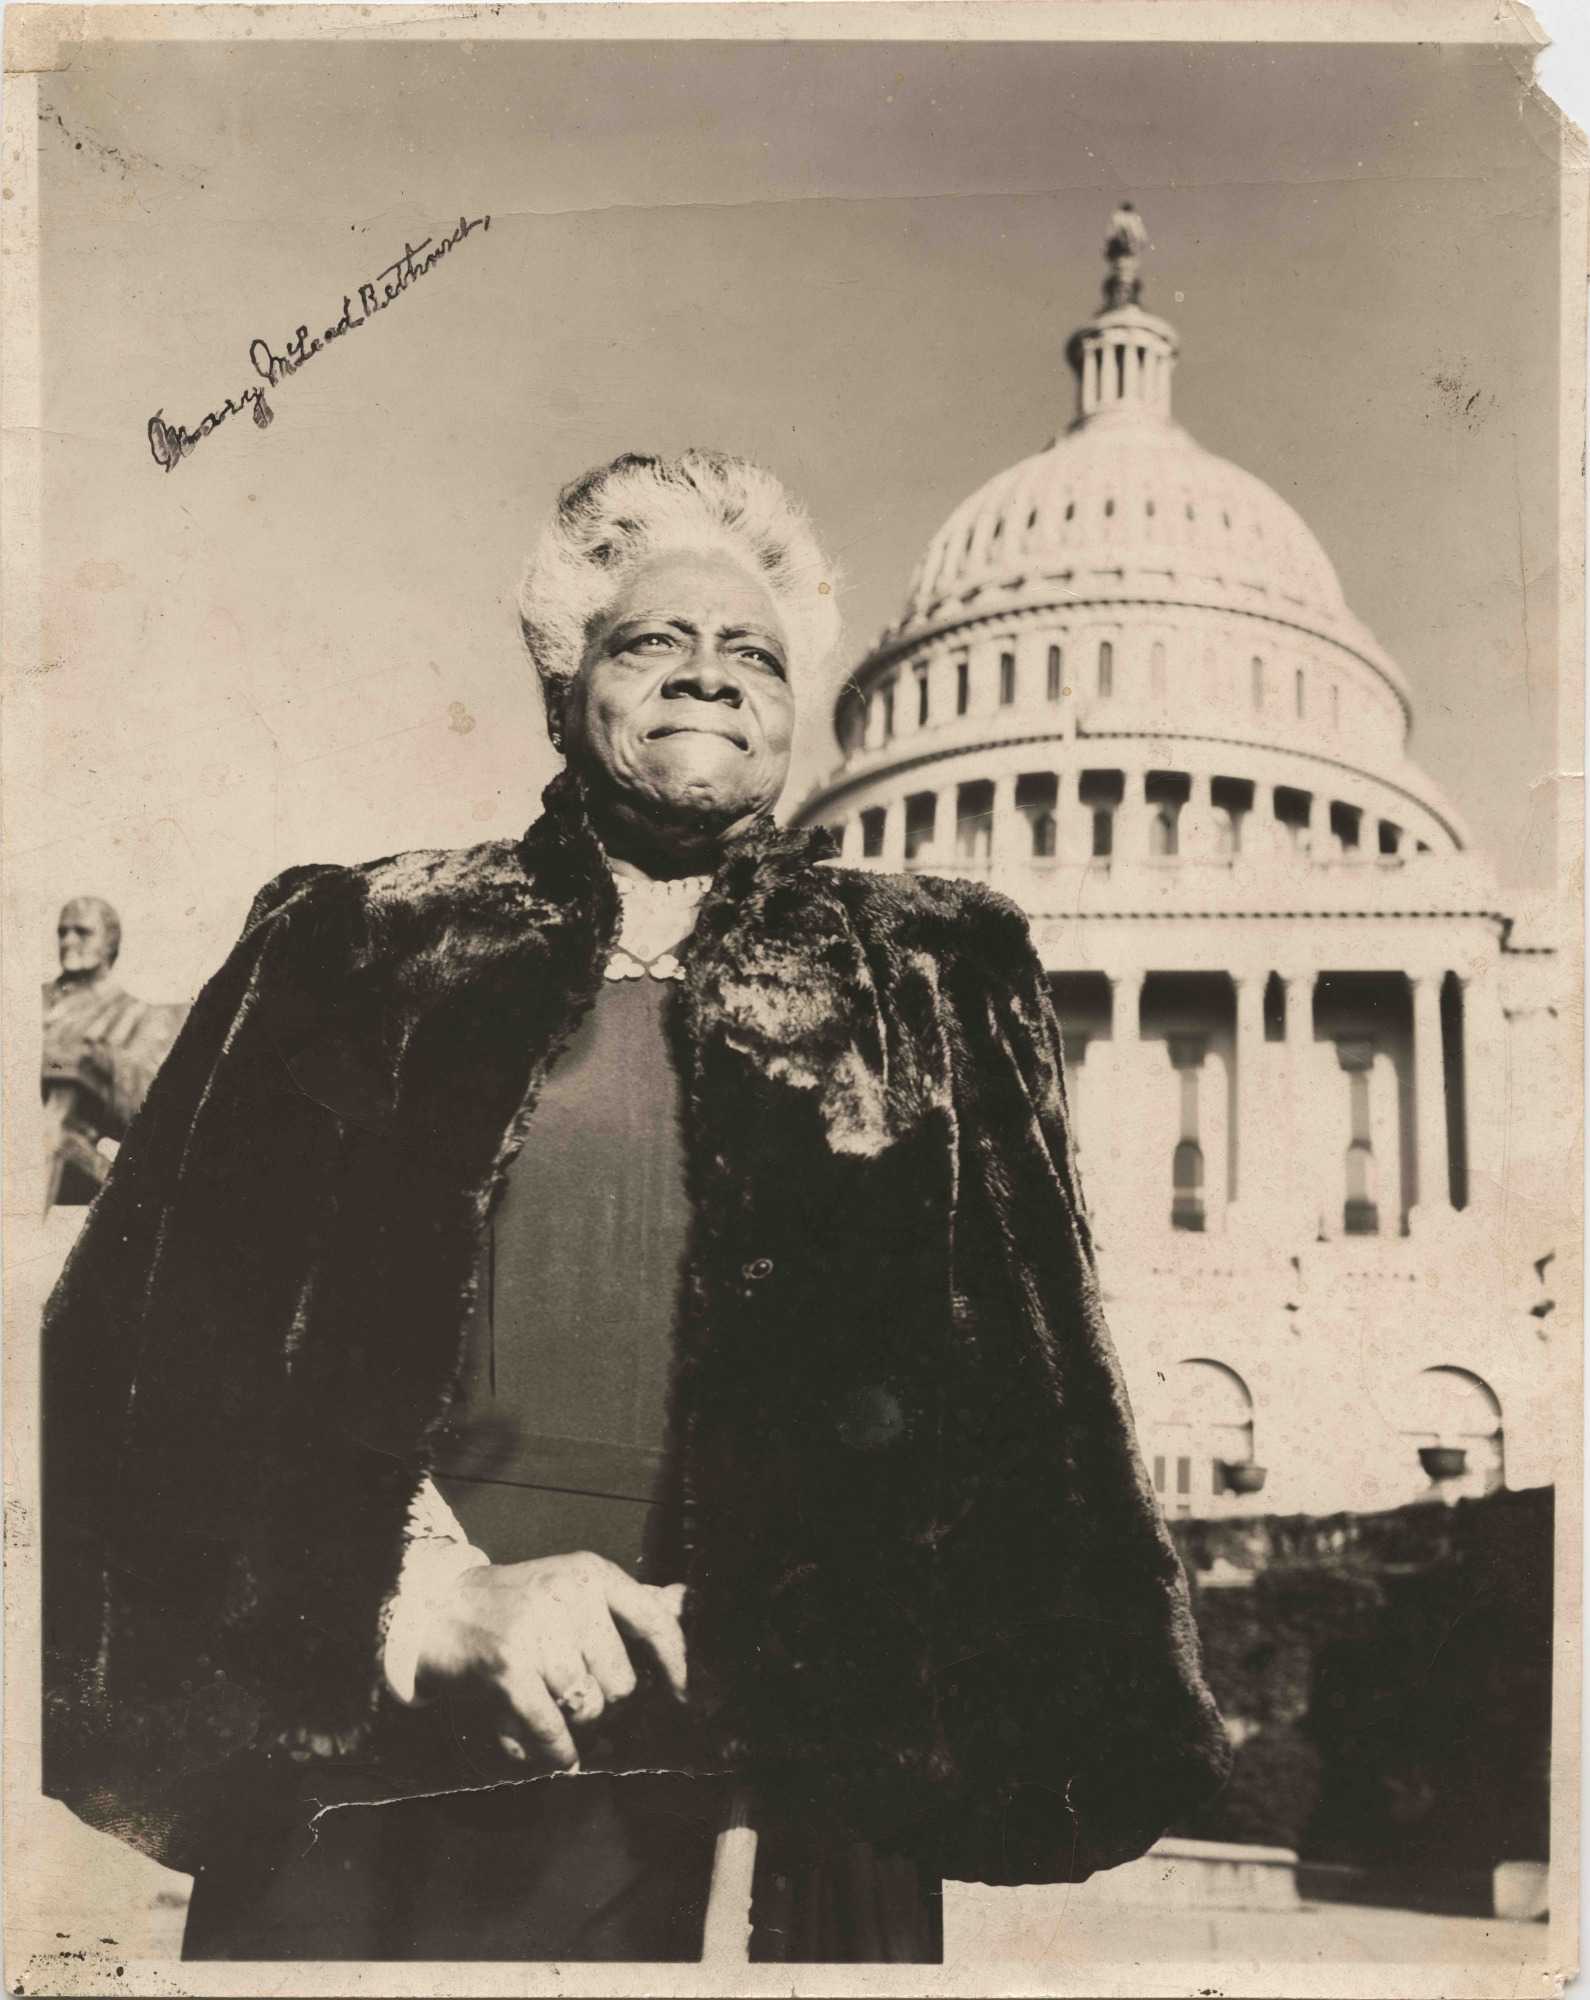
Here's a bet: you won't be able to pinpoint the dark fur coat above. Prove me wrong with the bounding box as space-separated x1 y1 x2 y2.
43 771 1230 1884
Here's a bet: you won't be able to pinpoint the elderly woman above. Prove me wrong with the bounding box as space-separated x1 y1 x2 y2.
43 451 1229 1965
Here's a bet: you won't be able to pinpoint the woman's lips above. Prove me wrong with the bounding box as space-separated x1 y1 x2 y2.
646 723 749 751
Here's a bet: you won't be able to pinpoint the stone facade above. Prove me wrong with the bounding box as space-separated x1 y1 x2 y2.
793 219 1564 1520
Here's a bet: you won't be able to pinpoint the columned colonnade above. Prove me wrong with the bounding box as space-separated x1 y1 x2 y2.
1064 960 1498 1239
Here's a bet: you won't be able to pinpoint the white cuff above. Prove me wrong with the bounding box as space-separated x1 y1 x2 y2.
382 1478 489 1707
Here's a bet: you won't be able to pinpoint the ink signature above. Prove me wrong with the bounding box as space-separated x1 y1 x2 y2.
147 214 492 474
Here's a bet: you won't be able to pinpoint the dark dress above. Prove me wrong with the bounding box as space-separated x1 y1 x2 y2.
184 975 941 1963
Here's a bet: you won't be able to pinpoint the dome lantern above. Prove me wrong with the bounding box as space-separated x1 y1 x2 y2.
1064 202 1180 430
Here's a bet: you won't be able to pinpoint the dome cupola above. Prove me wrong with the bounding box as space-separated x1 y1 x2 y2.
1064 203 1180 429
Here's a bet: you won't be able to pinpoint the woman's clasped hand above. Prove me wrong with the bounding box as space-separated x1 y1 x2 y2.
413 1551 690 1771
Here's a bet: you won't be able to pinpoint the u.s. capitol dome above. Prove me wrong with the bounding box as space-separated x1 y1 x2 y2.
794 208 1559 1522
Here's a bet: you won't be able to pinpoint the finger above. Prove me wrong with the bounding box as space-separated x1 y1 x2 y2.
580 1614 639 1707
604 1573 688 1700
501 1666 580 1771
551 1675 606 1726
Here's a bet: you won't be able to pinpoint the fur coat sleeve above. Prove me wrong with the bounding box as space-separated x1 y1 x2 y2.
41 783 1230 1882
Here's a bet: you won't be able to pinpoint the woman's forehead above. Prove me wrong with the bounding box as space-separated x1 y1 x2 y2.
606 547 785 633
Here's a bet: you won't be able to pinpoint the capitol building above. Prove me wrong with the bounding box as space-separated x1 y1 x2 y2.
795 212 1563 1522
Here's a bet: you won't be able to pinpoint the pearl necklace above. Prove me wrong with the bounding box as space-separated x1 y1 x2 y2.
604 872 712 983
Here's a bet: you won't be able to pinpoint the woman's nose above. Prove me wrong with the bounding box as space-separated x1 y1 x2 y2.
662 653 744 704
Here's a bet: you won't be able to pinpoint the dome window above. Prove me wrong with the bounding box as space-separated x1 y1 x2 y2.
1080 769 1123 858
998 650 1017 705
1064 501 1076 522
955 780 995 865
915 663 931 728
954 654 970 717
1250 656 1265 709
1046 645 1063 701
1211 776 1254 857
1295 668 1306 718
1146 498 1156 519
1274 786 1313 849
1027 507 1039 531
1331 682 1341 731
1097 639 1115 698
860 807 887 860
1017 773 1060 858
1185 503 1195 521
1145 770 1190 858
1329 801 1363 854
1150 639 1167 699
1104 497 1116 519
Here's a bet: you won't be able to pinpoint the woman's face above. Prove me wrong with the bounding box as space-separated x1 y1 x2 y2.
566 548 797 834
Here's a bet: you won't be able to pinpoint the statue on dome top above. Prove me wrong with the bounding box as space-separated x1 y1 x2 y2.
1104 200 1148 308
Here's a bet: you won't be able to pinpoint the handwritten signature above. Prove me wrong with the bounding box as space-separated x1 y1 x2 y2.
147 214 491 474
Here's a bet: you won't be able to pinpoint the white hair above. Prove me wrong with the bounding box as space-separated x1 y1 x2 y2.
517 450 842 743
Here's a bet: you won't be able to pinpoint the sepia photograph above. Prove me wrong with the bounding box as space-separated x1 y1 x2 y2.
2 5 1583 1995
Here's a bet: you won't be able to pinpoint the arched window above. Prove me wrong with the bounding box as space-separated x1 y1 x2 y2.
1046 645 1063 701
1295 667 1306 718
1150 639 1166 698
1098 639 1115 698
998 650 1017 705
954 654 970 717
1331 682 1341 731
915 664 930 728
1149 804 1179 857
1403 1366 1505 1500
1147 1360 1257 1517
1250 656 1265 709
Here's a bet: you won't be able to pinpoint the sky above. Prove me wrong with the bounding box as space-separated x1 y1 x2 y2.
21 31 1566 1002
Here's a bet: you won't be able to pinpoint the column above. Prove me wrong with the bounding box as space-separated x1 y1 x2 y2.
1276 972 1313 1242
1457 969 1505 1215
1179 775 1216 861
883 793 906 869
988 772 1021 890
1232 973 1269 1228
1090 971 1145 1244
1062 771 1094 865
1409 972 1449 1224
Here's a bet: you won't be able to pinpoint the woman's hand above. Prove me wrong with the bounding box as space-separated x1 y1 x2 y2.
414 1552 688 1771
